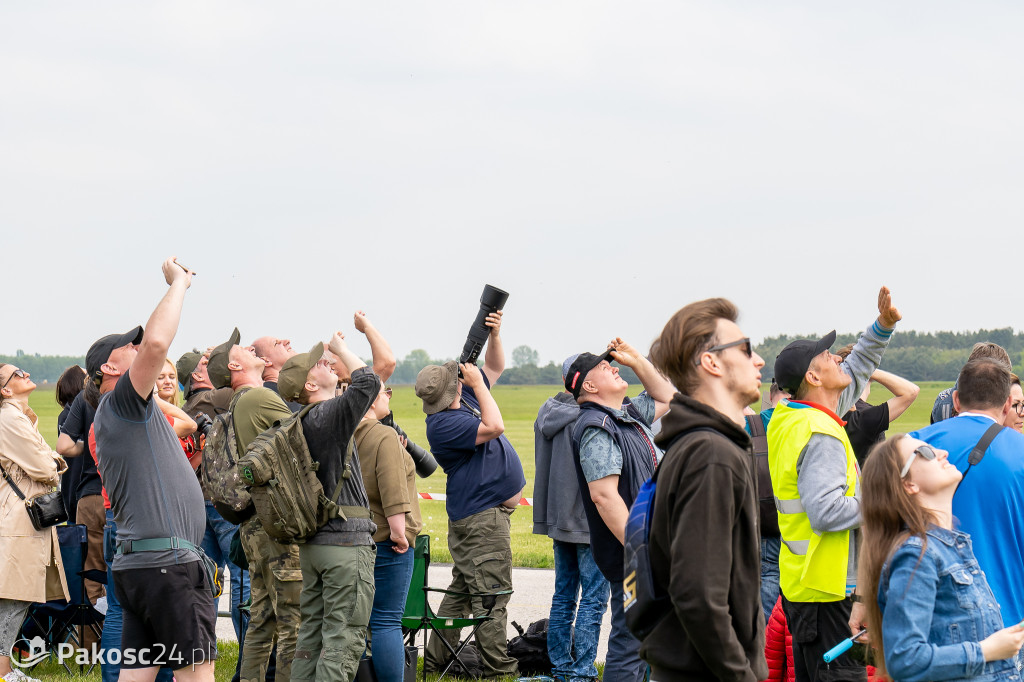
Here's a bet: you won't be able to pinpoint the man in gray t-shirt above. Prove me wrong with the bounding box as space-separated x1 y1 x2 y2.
90 258 215 681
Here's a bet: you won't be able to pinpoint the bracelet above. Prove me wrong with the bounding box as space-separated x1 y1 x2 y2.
850 593 862 603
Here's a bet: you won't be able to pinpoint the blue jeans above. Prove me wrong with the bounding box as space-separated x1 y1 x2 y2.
201 501 250 639
606 580 647 682
548 541 609 682
760 536 781 623
101 510 173 682
369 539 415 682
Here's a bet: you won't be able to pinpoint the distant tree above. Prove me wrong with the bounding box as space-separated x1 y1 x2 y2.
511 345 540 368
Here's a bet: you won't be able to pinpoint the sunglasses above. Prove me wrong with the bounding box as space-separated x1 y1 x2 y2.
383 387 393 398
1 369 26 391
702 337 753 361
900 444 939 478
1013 401 1024 417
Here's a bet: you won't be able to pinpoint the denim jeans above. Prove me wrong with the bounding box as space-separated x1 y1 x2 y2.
369 539 415 682
759 536 781 623
201 501 250 639
101 509 173 682
548 540 609 682
606 580 647 682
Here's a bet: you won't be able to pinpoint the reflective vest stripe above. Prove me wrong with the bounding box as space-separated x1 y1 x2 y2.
782 538 809 555
775 497 805 514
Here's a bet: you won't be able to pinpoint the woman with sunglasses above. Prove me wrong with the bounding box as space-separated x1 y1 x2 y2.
355 383 422 682
0 364 69 682
859 434 1024 681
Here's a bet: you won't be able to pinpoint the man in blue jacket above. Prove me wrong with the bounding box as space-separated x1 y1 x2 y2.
910 357 1024 626
533 358 610 682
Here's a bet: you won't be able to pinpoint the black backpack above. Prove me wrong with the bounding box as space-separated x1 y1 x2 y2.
507 619 552 675
746 415 780 538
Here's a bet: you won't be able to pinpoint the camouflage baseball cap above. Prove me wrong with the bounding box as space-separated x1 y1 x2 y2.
207 328 241 389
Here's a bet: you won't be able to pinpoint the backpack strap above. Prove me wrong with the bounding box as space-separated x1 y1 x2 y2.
959 422 1004 485
227 387 253 458
745 415 768 456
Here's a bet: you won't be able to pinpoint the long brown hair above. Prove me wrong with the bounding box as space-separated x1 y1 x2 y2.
858 434 937 678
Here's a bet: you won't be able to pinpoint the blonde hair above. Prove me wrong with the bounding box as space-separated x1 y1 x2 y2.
158 358 180 405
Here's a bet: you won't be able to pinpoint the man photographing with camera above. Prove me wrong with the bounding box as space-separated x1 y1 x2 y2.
416 309 525 679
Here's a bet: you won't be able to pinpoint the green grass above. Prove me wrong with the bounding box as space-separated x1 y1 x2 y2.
28 380 951 569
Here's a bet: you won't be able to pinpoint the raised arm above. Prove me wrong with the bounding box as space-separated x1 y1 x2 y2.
609 338 676 421
354 311 396 382
460 363 504 445
56 433 84 457
155 396 198 438
870 369 920 422
838 286 901 415
130 257 193 400
482 310 505 386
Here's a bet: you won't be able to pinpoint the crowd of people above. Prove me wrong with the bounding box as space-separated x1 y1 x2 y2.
2 260 1024 682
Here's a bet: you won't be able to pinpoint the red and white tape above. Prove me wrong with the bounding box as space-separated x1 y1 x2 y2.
418 492 533 506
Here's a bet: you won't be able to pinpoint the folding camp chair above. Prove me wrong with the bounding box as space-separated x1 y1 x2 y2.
19 524 106 674
402 534 512 682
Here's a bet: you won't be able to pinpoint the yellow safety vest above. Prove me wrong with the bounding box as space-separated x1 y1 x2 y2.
767 399 858 602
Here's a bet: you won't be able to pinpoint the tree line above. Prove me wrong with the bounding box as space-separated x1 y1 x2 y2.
12 328 1024 385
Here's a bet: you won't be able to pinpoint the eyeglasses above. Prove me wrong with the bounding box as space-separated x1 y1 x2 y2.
383 387 393 398
703 338 753 359
900 444 938 478
1013 401 1024 417
1 369 26 391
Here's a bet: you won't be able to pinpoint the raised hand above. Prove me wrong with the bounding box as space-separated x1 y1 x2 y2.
877 286 901 328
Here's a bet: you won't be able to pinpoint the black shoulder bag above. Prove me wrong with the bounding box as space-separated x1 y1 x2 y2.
0 461 68 530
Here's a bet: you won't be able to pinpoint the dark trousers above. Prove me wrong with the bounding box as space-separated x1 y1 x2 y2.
781 596 866 682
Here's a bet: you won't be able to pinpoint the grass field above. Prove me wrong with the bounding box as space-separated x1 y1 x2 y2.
27 380 949 569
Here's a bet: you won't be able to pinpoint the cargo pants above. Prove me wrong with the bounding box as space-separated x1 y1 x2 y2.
239 516 303 682
425 506 519 678
291 543 376 682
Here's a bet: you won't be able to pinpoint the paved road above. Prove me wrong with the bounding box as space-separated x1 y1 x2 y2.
216 565 615 663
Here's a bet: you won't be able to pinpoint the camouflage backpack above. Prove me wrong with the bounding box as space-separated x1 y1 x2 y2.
200 388 255 525
237 405 365 543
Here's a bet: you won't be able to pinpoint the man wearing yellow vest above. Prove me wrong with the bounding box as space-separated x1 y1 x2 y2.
767 287 901 682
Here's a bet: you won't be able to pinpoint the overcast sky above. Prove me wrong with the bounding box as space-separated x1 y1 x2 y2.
3 2 1022 365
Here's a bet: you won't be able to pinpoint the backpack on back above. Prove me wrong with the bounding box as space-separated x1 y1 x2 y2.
623 426 715 640
201 388 255 525
746 414 780 538
238 404 360 543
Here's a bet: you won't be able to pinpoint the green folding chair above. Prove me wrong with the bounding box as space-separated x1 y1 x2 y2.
402 534 512 682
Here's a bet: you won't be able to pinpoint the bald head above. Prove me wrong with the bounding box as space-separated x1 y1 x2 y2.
252 336 296 382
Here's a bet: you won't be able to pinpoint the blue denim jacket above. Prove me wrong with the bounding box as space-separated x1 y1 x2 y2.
879 525 1020 682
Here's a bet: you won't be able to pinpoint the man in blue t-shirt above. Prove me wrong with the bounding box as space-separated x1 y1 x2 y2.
415 310 525 679
911 357 1024 627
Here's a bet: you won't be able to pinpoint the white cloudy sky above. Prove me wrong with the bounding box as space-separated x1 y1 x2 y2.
3 2 1022 365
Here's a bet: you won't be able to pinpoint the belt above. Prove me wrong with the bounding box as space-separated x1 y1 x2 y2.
116 536 199 556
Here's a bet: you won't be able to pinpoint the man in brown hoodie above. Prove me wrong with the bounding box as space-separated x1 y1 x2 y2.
645 298 769 682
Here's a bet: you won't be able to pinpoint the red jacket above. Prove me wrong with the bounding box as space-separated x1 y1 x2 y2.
762 597 878 682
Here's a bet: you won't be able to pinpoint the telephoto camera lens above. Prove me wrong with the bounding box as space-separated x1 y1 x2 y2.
459 284 509 364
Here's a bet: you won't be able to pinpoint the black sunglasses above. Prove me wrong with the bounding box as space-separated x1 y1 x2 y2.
1 369 26 391
706 338 752 358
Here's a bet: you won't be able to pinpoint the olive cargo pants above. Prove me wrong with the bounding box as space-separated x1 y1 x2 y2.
424 506 518 678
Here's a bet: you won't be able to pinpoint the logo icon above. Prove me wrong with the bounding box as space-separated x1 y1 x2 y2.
12 635 49 668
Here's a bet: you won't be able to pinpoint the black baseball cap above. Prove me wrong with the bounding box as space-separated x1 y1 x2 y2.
773 330 837 395
564 349 614 400
86 326 145 388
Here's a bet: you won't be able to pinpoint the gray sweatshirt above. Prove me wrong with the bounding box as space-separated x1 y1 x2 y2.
796 320 894 585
